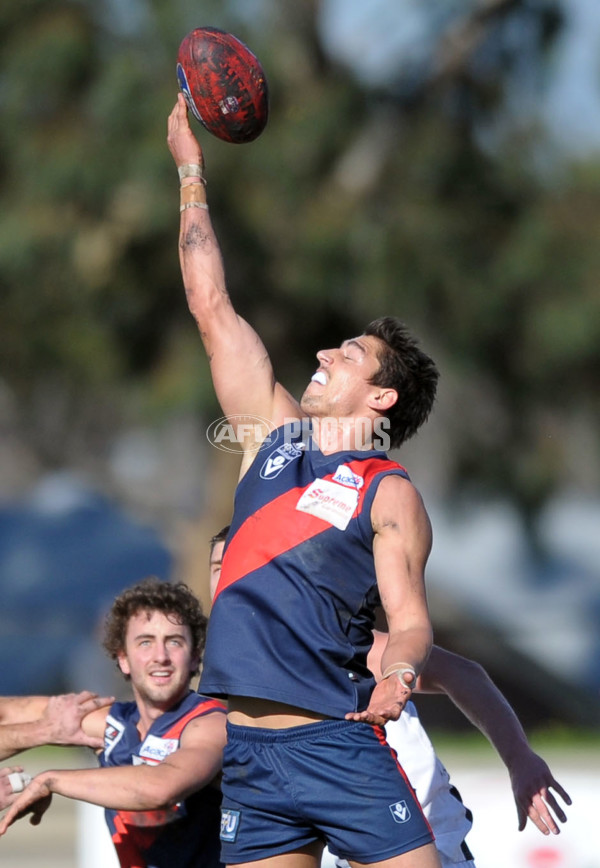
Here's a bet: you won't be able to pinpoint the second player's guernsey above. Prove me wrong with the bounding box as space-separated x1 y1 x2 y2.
99 691 226 868
200 425 410 718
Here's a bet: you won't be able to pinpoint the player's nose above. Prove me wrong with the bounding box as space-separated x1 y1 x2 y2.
316 349 334 365
154 642 171 662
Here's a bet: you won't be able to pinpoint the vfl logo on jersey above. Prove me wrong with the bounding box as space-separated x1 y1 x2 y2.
389 800 411 824
295 478 359 530
220 808 241 842
332 464 364 489
138 735 179 765
259 443 303 479
103 714 125 759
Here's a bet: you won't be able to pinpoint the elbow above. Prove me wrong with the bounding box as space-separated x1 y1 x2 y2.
137 782 182 811
459 658 487 681
183 280 227 327
420 646 485 692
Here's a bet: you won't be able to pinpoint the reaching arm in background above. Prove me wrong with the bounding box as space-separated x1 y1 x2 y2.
368 633 572 835
0 691 113 762
0 710 226 834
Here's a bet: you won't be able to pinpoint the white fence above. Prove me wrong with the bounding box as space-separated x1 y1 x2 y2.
80 763 598 868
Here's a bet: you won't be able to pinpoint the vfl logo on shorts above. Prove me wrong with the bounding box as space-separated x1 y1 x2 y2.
389 800 411 824
220 809 241 842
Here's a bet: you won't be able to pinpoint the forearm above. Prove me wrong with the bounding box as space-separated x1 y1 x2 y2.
39 765 186 812
460 682 531 767
177 176 230 330
0 719 58 762
0 697 48 725
0 696 51 760
424 652 531 765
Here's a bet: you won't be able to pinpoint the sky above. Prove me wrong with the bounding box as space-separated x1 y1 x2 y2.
319 0 600 160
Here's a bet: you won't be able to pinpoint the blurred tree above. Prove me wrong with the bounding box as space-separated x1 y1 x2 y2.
0 0 599 544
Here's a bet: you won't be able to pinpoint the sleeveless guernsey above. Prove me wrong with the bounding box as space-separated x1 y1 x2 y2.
200 428 409 718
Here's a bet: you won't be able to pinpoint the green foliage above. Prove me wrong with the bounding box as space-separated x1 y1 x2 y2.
0 0 598 522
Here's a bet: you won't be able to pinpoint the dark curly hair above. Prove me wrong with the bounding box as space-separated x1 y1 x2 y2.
103 577 207 677
364 317 439 449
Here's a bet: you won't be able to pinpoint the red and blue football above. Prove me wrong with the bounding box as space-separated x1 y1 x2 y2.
176 27 269 144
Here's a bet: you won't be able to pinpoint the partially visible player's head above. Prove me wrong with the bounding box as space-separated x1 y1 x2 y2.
209 525 230 600
103 577 207 679
364 317 439 449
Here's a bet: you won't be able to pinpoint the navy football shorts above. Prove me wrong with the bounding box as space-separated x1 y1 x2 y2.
219 718 434 864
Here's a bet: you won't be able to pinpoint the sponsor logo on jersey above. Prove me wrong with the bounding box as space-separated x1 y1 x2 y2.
104 714 125 759
259 442 303 479
332 465 364 489
295 478 359 530
389 800 411 824
139 735 179 765
220 808 241 842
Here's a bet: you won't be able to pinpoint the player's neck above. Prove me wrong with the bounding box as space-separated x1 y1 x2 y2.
134 689 190 738
310 416 378 455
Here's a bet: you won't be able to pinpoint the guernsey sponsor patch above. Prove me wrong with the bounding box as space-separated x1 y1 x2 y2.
295 478 359 530
138 734 179 765
332 464 364 489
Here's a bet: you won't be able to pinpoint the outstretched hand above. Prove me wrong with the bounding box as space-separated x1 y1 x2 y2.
345 672 414 726
43 691 113 750
0 775 53 835
167 93 205 171
510 749 572 835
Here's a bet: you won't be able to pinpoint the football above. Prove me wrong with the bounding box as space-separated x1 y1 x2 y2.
176 27 269 144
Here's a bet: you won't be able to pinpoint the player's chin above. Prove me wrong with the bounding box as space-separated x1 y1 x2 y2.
299 391 321 414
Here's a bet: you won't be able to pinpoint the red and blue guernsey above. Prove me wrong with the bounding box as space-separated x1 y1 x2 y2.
200 426 410 719
99 691 226 868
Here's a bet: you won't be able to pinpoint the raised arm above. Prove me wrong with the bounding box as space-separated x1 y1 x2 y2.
0 710 227 834
166 95 299 461
0 692 113 762
347 475 433 725
416 646 572 835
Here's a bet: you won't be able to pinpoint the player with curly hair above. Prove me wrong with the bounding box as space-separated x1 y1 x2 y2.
0 577 227 868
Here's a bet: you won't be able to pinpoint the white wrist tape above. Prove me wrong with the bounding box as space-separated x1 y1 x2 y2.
8 772 32 793
381 663 417 691
178 163 204 181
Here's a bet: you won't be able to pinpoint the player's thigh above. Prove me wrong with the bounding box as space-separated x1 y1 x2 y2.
349 842 442 868
231 840 324 868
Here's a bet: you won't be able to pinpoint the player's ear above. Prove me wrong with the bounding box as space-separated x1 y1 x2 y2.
117 651 130 677
368 387 397 412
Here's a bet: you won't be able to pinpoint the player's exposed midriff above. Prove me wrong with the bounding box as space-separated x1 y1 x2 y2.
227 696 332 728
